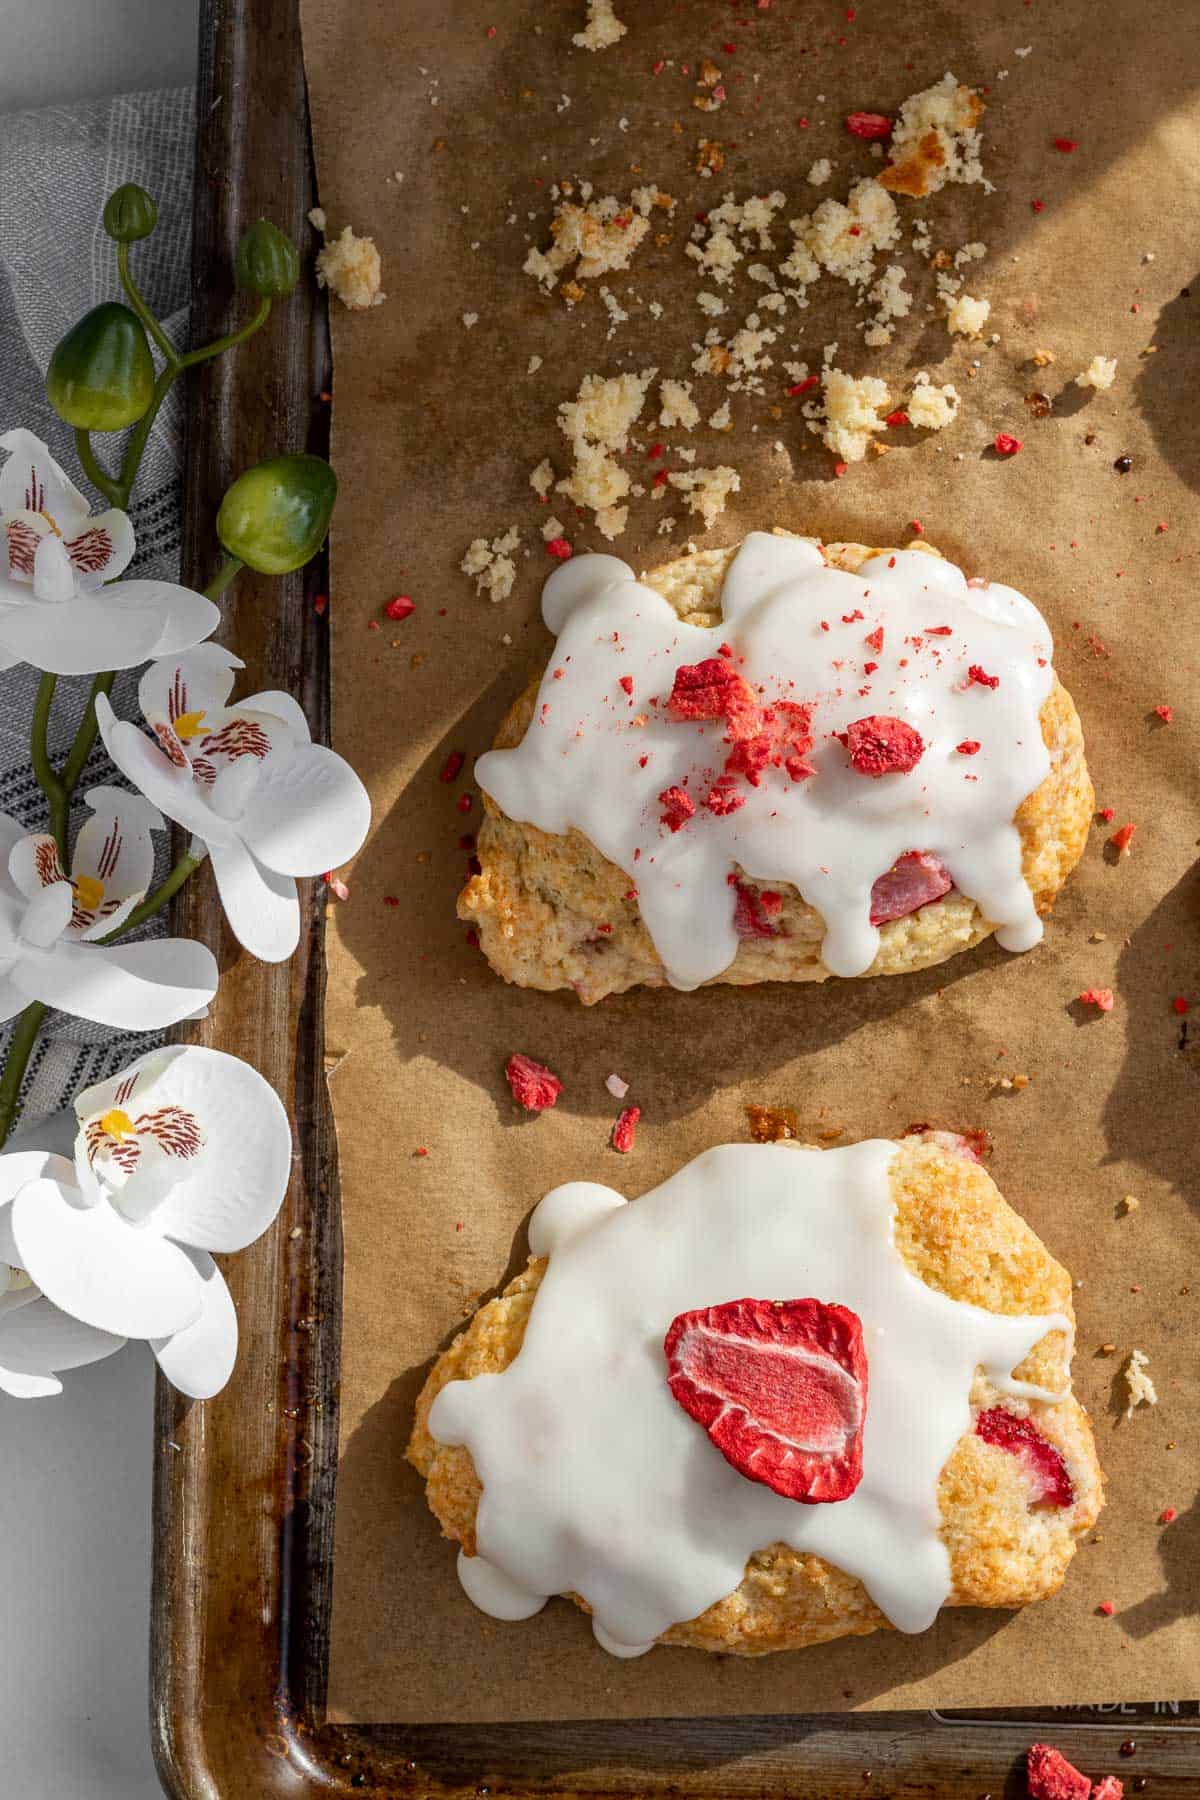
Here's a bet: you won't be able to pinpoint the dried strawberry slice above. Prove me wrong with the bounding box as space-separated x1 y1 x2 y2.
846 713 925 776
1026 1745 1093 1800
976 1408 1075 1508
868 851 953 926
729 875 780 939
667 658 760 739
846 110 892 139
664 1297 868 1503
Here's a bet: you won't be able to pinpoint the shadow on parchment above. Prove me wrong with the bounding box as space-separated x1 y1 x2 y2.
1135 279 1200 495
1119 1490 1200 1640
1101 863 1200 1200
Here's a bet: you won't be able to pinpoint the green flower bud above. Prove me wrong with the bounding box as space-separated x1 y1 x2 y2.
216 454 337 575
103 183 158 243
234 219 300 298
45 302 156 432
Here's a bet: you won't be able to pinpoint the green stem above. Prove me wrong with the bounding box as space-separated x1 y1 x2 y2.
114 361 178 509
73 429 123 508
60 671 116 796
100 849 204 943
0 1002 48 1149
179 297 271 368
204 553 243 602
31 674 68 860
117 241 180 368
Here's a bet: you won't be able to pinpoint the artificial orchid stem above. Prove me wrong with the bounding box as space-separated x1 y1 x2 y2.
99 849 205 942
114 362 179 509
179 297 271 369
0 1002 47 1149
31 674 69 860
204 554 244 602
116 241 180 369
59 671 116 797
72 429 123 510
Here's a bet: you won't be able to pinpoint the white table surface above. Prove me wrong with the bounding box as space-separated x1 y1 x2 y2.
0 10 199 1795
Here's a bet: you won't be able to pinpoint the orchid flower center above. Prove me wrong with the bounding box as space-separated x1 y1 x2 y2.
173 710 208 742
38 508 61 536
98 1107 135 1141
73 874 105 913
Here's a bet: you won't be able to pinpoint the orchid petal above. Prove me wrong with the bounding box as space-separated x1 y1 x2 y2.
19 880 74 948
138 643 244 729
150 1249 238 1399
208 835 300 962
0 590 165 675
0 976 31 1026
66 507 136 582
0 1149 73 1215
238 690 314 744
12 935 217 1030
0 430 91 531
136 1045 292 1252
67 785 161 938
239 745 371 876
0 813 27 896
0 1295 126 1396
94 699 238 845
12 1177 203 1338
9 833 65 899
101 581 220 658
32 533 76 603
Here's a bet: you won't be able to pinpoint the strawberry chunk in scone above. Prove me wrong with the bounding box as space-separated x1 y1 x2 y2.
663 1296 868 1503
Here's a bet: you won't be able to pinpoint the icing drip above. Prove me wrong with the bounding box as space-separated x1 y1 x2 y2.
429 1142 1071 1656
475 534 1055 987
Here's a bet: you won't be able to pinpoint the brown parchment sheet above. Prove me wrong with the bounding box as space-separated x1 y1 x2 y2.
301 0 1200 1724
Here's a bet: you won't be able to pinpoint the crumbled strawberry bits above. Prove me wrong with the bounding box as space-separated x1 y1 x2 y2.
611 1105 640 1152
1026 1745 1098 1800
664 1297 868 1503
504 1053 563 1111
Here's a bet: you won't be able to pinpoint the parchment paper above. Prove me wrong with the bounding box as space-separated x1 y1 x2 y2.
300 0 1200 1723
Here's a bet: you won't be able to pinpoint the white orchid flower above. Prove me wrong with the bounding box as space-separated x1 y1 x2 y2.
0 428 218 675
1 1046 291 1400
0 1150 125 1398
0 800 217 1030
95 643 371 962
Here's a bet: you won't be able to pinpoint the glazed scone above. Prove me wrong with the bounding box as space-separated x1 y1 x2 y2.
459 532 1092 1003
409 1137 1104 1657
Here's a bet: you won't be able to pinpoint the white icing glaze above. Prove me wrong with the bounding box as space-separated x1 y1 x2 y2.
475 534 1055 986
429 1142 1071 1655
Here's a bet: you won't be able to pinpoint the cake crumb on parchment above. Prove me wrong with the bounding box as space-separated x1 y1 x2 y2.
461 527 522 603
312 217 384 310
1123 1348 1158 1418
1076 354 1118 390
573 0 625 51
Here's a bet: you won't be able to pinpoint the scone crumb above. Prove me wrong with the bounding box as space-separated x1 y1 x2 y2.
907 372 961 430
1123 1348 1158 1418
525 194 651 295
814 364 892 462
945 292 990 337
530 458 556 498
746 1103 799 1142
807 158 833 186
315 223 385 310
572 0 625 51
659 378 700 430
556 367 657 534
666 465 741 529
880 73 988 199
1032 347 1057 367
461 526 522 603
1076 355 1118 391
1120 1194 1140 1215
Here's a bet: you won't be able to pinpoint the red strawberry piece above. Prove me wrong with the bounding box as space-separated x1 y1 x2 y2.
725 700 815 787
1108 822 1136 854
846 714 925 776
1026 1745 1092 1800
967 663 1000 689
884 410 909 428
665 1297 868 1503
976 1408 1075 1507
658 785 695 832
504 1053 563 1112
705 779 746 816
439 750 465 782
1053 137 1079 152
869 851 953 926
385 594 415 621
667 658 760 738
618 674 634 696
956 739 981 756
994 432 1024 457
611 1105 640 1152
1091 1779 1124 1800
730 875 780 939
1079 987 1114 1012
846 110 892 139
865 625 884 653
545 536 574 560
